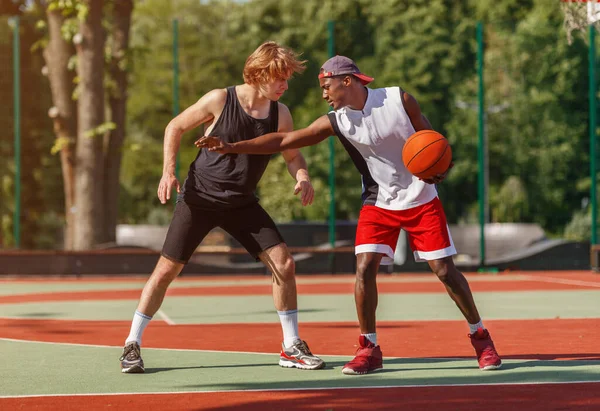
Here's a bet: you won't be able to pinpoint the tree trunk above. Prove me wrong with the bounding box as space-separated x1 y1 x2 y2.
43 7 77 249
102 0 134 244
73 0 105 250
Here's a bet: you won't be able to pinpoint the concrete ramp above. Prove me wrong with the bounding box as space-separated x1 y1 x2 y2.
110 223 590 273
449 223 546 263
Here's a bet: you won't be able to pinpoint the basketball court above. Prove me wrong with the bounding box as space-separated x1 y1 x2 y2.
1 271 599 410
3 2 600 410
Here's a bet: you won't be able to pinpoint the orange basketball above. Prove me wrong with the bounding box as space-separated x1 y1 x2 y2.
402 130 452 180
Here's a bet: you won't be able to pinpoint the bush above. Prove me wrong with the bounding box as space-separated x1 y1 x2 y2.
564 209 591 241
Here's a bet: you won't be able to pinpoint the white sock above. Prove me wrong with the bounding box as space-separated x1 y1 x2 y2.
125 310 152 346
278 309 300 348
468 320 485 334
362 333 377 345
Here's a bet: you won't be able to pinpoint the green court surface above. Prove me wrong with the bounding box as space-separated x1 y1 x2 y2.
0 278 267 296
1 339 599 397
0 290 598 323
0 273 571 296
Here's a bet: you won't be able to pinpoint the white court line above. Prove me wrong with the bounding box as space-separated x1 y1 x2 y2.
3 336 600 361
521 275 600 288
0 337 290 356
156 309 175 325
0 379 599 399
0 315 113 322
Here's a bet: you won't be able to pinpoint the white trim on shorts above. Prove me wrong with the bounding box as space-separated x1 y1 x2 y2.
412 224 457 262
355 244 395 266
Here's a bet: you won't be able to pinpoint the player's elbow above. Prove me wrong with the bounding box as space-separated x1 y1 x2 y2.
165 120 184 137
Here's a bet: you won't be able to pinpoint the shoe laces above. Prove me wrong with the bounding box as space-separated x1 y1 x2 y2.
469 331 497 358
294 340 313 356
480 343 497 358
355 337 376 355
355 345 375 356
120 342 140 361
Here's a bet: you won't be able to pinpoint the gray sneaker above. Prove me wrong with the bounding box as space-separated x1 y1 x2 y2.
279 340 325 370
120 341 145 373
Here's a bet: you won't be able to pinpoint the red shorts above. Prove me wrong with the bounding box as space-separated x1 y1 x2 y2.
355 197 456 265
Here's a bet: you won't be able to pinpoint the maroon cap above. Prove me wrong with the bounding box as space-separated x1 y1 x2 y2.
318 55 374 85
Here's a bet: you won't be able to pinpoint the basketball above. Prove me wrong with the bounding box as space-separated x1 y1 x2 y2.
402 130 452 180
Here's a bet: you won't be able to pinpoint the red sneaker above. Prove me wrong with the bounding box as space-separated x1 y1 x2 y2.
342 335 383 375
469 328 502 370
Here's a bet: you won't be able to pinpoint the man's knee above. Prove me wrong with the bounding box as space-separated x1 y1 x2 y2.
261 245 295 281
272 254 295 280
152 256 184 288
356 254 380 281
430 257 455 284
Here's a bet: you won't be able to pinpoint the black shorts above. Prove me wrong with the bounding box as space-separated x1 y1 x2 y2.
161 199 285 264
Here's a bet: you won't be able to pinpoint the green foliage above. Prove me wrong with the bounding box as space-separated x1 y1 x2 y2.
146 207 173 226
119 0 596 237
564 208 591 241
33 211 66 248
83 121 116 138
6 0 600 247
490 176 529 222
1 175 14 247
443 0 589 235
1 13 59 249
256 154 306 222
50 136 74 155
44 0 83 40
118 126 166 223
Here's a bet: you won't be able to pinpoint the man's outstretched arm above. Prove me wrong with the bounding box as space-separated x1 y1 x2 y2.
194 115 334 154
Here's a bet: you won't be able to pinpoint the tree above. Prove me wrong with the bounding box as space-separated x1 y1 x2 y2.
103 0 133 243
97 0 596 241
72 0 106 249
42 3 77 248
452 0 590 232
37 0 134 249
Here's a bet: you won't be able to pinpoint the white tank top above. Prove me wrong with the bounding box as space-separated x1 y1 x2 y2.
328 86 437 210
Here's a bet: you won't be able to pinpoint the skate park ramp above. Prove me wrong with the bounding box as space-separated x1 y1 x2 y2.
112 223 590 273
0 223 589 275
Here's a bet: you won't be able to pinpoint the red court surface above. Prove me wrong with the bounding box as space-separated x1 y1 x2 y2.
2 271 599 304
2 383 599 411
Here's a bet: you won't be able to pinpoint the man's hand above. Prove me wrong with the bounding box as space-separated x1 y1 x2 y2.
422 162 454 185
157 173 180 204
294 179 314 206
194 136 233 153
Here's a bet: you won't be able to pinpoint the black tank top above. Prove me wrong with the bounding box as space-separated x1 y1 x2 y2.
181 86 278 208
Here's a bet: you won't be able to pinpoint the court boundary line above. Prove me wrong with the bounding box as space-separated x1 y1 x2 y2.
522 275 600 288
0 337 340 357
156 309 175 325
0 315 122 322
1 379 599 399
2 314 600 323
3 336 600 362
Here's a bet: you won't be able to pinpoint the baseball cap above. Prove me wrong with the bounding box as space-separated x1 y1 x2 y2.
318 55 374 85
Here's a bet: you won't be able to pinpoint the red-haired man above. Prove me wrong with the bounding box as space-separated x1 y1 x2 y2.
119 42 324 373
